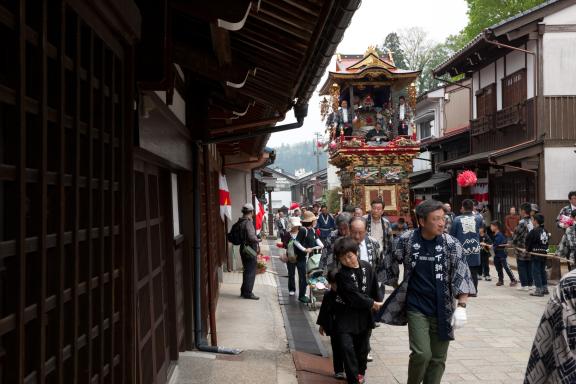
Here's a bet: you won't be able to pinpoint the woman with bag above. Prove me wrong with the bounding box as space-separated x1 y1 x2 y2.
298 212 324 303
283 217 306 299
285 213 323 303
239 203 261 300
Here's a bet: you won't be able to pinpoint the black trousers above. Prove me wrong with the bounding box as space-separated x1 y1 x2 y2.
330 334 345 374
469 265 481 292
287 259 307 299
480 252 491 277
240 251 257 297
494 257 516 283
338 330 370 384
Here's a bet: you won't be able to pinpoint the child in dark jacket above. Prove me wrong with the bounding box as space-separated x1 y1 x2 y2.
479 226 492 281
526 214 550 296
490 221 518 287
317 269 345 380
332 237 383 384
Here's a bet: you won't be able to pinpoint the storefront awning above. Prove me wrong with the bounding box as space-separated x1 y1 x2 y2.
489 141 542 165
438 151 492 169
411 172 451 190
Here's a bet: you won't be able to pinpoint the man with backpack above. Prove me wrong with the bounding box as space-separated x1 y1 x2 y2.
228 203 261 300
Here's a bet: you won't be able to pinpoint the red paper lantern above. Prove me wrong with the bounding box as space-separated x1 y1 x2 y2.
457 170 477 187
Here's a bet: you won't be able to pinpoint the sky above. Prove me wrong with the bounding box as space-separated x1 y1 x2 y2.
266 0 469 148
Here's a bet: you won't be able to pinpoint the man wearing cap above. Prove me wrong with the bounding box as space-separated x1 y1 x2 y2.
239 203 261 300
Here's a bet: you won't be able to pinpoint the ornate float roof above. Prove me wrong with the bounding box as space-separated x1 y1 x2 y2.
319 46 420 94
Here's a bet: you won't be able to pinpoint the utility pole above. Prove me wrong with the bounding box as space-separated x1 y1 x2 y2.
313 132 323 172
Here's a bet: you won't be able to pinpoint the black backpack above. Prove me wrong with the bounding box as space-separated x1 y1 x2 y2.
227 219 246 245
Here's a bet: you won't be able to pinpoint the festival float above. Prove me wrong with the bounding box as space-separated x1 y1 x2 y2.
320 46 421 224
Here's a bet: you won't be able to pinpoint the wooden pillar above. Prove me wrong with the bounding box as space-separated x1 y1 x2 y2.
267 189 274 238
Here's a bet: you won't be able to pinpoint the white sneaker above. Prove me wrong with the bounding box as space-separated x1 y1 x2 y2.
289 291 295 296
516 285 525 290
367 354 373 362
523 286 531 291
528 286 536 291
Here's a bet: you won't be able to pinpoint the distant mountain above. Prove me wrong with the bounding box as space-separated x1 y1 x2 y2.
271 141 327 176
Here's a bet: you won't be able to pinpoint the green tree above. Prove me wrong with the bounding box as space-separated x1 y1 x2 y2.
451 0 547 50
380 32 407 69
419 43 454 92
397 27 453 93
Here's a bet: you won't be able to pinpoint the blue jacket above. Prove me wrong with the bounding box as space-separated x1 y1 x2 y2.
450 212 483 267
316 213 336 239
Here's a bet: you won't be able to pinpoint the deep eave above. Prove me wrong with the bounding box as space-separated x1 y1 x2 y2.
433 0 576 77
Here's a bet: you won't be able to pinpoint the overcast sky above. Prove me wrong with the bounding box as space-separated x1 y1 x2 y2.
266 0 469 148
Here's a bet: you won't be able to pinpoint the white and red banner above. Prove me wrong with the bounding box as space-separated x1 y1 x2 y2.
255 200 265 233
471 182 489 203
219 174 232 222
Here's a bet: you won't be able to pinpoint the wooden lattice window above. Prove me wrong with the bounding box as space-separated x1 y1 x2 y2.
502 69 527 108
0 1 128 382
476 83 496 118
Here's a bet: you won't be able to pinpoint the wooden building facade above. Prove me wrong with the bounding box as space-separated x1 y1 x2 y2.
434 0 576 242
0 0 360 383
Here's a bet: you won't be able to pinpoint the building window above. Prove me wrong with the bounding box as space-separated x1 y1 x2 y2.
476 83 496 117
502 69 527 108
419 120 433 139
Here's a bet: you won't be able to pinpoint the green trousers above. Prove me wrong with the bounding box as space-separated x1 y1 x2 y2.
407 311 450 384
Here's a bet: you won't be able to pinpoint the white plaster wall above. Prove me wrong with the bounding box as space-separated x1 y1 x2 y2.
437 99 444 136
226 169 252 223
543 32 576 95
496 57 504 110
154 90 186 125
506 49 525 75
270 191 292 210
413 151 431 172
472 72 479 118
479 62 495 88
327 163 341 190
226 169 252 270
544 4 576 24
526 40 536 98
544 147 576 200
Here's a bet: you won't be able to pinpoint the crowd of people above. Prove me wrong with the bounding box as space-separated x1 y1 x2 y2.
230 190 576 383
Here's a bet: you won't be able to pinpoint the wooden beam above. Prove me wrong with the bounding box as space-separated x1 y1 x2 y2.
258 5 316 34
173 43 255 85
171 0 253 28
210 24 232 66
209 117 282 134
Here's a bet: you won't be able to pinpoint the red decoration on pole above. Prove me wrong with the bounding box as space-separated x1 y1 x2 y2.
457 170 478 187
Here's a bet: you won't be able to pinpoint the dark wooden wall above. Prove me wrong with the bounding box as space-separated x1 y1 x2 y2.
0 1 132 382
543 96 576 141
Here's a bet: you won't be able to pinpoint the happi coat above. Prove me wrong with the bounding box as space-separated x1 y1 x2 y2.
378 229 476 341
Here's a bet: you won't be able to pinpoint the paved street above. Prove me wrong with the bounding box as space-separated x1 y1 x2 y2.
333 267 549 383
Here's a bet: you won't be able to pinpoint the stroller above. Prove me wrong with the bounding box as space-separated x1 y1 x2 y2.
305 252 329 310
